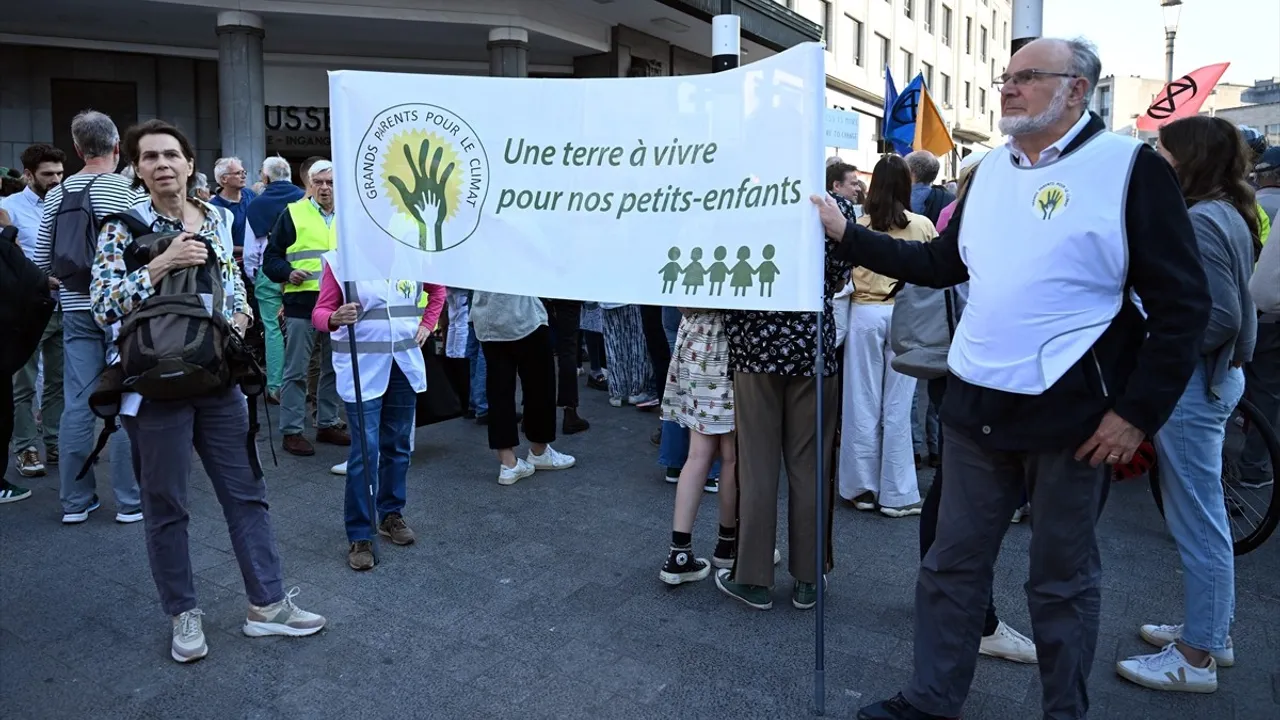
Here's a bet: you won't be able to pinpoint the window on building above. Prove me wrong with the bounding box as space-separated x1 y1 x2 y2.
925 1 935 33
965 80 972 108
1267 124 1280 146
941 73 952 104
980 26 988 61
905 0 914 20
922 62 934 90
965 16 973 54
902 49 914 80
877 33 891 76
1003 21 1009 47
979 87 987 115
818 0 832 44
990 110 995 132
941 5 953 46
845 15 865 66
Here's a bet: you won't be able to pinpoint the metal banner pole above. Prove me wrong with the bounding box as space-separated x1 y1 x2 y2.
814 306 827 715
344 281 379 563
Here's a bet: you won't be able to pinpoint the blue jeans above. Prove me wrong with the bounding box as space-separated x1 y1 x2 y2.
59 311 140 514
344 364 417 542
658 420 721 479
1153 362 1244 653
466 325 489 416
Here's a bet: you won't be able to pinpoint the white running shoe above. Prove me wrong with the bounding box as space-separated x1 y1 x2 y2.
115 510 144 524
1116 643 1217 693
242 587 326 637
979 620 1038 664
498 458 536 486
331 461 347 476
171 609 208 663
528 446 575 471
1140 623 1234 667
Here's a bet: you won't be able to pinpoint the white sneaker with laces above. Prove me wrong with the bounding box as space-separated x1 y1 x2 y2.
979 620 1038 664
1140 623 1234 667
331 461 347 475
498 458 536 486
171 609 208 663
528 446 575 471
1116 643 1217 693
243 587 327 637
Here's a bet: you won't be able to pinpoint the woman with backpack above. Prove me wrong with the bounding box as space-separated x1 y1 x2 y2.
838 155 937 518
1116 115 1259 693
89 120 325 664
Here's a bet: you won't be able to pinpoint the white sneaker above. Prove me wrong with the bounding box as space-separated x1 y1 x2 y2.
979 620 1038 664
498 458 536 486
608 397 623 408
879 501 923 518
1011 503 1030 523
330 461 347 476
243 587 327 637
171 609 208 663
528 446 575 471
61 498 101 524
115 510 144 524
1140 623 1234 667
1116 643 1217 693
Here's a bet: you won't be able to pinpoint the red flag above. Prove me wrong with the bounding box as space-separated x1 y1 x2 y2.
1136 62 1231 131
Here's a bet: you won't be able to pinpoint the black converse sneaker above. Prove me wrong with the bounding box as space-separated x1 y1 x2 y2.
658 546 710 586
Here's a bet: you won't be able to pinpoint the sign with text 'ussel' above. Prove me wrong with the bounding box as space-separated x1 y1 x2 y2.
328 43 827 312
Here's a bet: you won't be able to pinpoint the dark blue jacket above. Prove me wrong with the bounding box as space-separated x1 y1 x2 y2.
246 181 304 240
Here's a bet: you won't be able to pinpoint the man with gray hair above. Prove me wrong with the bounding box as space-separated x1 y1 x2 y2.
210 155 257 255
905 150 953 226
815 37 1211 719
32 109 145 525
245 155 305 402
263 160 348 455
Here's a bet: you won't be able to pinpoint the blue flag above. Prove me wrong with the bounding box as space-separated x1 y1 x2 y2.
884 73 924 156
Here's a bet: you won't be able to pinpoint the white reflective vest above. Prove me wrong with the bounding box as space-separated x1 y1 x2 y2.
322 252 428 403
948 130 1141 395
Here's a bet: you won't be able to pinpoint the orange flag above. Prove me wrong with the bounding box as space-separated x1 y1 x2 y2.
913 84 955 157
1136 62 1231 131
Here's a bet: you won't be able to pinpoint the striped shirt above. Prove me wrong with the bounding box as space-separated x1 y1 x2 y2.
34 172 145 313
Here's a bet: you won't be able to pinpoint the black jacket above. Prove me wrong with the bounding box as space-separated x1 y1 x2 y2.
835 114 1211 452
262 208 318 320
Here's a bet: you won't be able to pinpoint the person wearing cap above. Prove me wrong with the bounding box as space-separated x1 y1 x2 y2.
818 38 1210 720
1241 147 1280 489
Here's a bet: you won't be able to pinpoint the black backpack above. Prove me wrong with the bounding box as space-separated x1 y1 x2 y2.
105 209 233 401
921 186 955 226
50 175 104 294
0 226 55 375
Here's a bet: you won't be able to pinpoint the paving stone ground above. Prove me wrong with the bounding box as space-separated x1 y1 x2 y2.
2 383 1278 719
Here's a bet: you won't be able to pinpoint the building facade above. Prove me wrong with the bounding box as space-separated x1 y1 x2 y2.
1242 77 1280 105
1211 104 1280 148
0 0 820 180
782 0 1014 174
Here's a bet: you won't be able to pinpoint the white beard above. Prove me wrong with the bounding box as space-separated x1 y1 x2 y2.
999 81 1070 137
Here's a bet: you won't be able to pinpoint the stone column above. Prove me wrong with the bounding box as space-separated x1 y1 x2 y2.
488 27 529 78
216 11 266 179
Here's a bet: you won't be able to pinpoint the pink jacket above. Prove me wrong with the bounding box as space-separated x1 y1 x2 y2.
312 264 446 333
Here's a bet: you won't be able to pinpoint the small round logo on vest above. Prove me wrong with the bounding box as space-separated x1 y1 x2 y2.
1033 182 1070 221
356 104 490 252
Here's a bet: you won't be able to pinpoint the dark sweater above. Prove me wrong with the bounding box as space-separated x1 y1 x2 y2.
834 114 1211 452
246 181 304 239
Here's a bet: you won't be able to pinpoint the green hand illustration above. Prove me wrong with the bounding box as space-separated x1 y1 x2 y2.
1039 188 1065 220
387 139 456 251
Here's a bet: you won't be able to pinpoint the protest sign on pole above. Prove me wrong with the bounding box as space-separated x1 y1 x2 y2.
328 43 827 312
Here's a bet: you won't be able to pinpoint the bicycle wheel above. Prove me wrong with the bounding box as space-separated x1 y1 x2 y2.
1149 397 1280 556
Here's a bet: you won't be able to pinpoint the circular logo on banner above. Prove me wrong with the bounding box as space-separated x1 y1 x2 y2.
1032 181 1070 221
356 104 490 252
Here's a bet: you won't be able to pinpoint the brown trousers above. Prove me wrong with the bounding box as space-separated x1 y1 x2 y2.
731 371 838 587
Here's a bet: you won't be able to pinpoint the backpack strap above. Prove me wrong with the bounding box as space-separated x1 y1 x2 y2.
101 208 154 239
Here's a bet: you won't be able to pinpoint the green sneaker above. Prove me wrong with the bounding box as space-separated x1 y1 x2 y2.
0 480 32 504
714 569 772 610
793 581 817 610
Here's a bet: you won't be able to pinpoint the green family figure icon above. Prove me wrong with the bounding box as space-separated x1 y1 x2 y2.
660 245 779 297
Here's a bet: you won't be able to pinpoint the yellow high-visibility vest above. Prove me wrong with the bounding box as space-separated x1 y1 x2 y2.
284 200 336 294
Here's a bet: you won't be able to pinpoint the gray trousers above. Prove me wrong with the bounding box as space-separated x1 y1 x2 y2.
732 372 838 586
121 388 284 616
905 425 1109 720
281 316 340 436
1241 320 1279 482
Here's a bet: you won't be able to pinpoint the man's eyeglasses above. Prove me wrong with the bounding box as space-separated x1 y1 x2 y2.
993 69 1079 90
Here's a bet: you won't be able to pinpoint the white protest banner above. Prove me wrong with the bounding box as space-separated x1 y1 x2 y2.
328 43 826 312
823 108 861 150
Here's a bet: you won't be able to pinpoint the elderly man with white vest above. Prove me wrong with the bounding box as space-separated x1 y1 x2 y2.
313 252 445 571
814 38 1212 720
262 160 350 456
